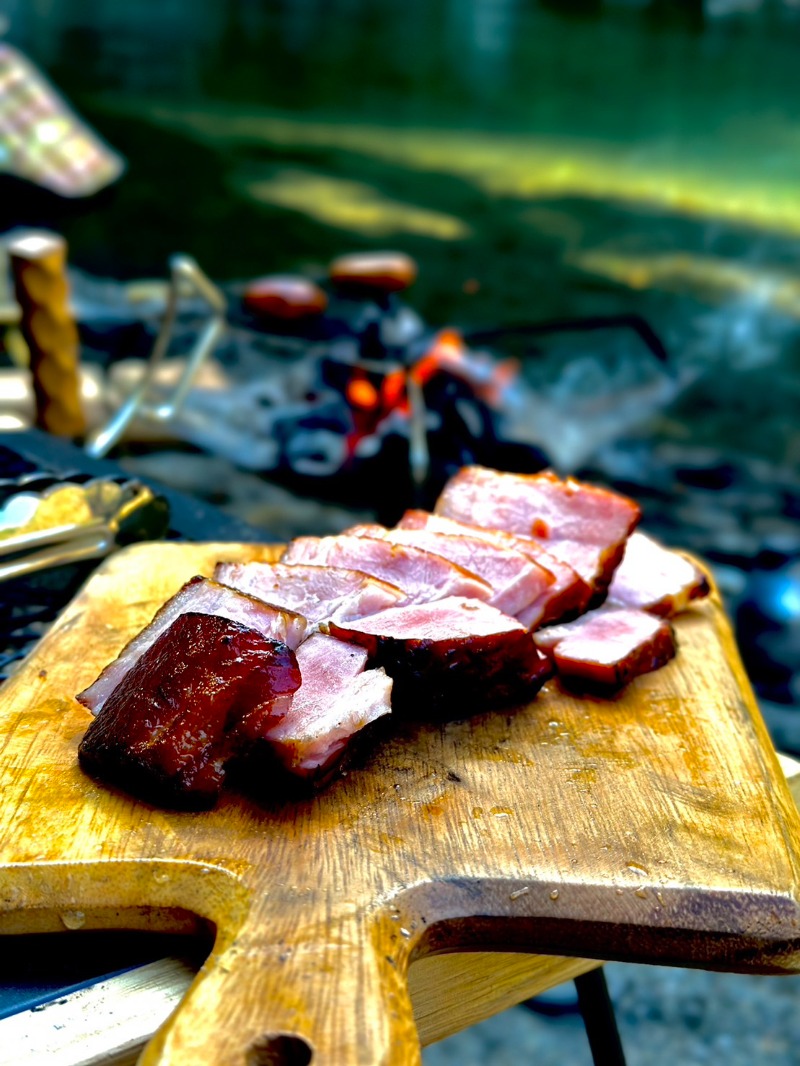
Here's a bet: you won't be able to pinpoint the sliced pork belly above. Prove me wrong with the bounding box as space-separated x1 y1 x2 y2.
343 522 553 619
435 466 640 597
213 561 405 625
606 531 711 617
78 612 302 809
281 534 492 606
533 605 675 692
77 576 307 717
397 509 591 626
329 596 551 713
263 633 392 779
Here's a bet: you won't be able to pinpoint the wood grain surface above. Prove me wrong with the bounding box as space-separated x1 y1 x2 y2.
1 541 800 1066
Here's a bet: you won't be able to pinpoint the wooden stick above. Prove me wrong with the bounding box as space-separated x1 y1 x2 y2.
8 231 85 439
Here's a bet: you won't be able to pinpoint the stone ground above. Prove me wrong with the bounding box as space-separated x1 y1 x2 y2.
422 963 800 1065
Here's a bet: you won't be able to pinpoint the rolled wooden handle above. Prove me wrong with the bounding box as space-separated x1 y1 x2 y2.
8 231 86 438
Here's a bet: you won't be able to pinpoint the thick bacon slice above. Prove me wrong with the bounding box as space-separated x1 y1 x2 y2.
78 612 301 809
344 522 553 619
534 605 675 691
329 596 551 713
77 576 307 717
606 532 710 618
263 633 392 779
397 510 591 626
213 561 405 624
435 466 640 597
281 534 492 605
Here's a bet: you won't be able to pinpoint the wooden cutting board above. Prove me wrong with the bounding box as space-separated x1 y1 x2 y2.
2 542 800 1066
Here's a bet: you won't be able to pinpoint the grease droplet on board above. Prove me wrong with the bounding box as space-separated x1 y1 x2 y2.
60 910 85 930
626 862 649 877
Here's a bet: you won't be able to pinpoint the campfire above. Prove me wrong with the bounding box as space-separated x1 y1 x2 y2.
6 244 685 525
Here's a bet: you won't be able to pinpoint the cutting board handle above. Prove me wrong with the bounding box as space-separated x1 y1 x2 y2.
142 905 422 1066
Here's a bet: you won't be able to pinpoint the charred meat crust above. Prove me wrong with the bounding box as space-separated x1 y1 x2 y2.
78 612 301 810
328 621 552 715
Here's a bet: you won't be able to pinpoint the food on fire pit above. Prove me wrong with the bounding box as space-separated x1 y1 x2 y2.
78 612 302 809
242 275 328 321
435 465 641 597
76 464 711 809
329 596 551 712
262 633 392 779
77 575 307 717
281 534 493 605
606 531 711 618
213 562 405 624
328 250 418 293
533 606 676 691
395 509 592 626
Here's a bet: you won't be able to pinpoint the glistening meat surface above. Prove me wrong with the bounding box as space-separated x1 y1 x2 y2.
534 605 675 691
396 509 591 626
78 612 301 809
77 575 307 717
343 522 554 618
213 561 405 624
281 534 492 605
435 466 640 596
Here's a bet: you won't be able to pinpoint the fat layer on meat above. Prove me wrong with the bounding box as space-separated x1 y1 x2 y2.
264 633 392 778
281 534 492 605
397 509 591 626
344 522 553 618
606 531 710 617
534 605 675 691
435 466 640 595
77 575 307 717
214 561 405 624
329 595 551 713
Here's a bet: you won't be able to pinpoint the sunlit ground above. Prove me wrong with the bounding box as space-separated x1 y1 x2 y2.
142 102 800 239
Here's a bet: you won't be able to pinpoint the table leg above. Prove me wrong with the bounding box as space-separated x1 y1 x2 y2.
574 968 627 1066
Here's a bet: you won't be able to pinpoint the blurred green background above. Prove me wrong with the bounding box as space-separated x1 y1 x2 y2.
6 0 800 334
4 1 800 480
